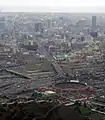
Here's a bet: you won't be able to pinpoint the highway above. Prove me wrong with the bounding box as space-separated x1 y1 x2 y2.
60 64 105 71
38 41 65 75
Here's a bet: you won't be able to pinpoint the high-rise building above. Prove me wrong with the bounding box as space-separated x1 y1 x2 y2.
92 16 96 30
35 22 44 32
47 19 52 28
0 17 6 31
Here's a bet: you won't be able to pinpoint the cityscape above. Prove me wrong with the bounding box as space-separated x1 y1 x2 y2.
0 12 105 119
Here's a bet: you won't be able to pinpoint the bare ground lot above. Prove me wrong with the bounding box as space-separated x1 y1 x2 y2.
10 58 55 78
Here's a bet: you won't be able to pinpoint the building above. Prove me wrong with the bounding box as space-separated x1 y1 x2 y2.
92 16 97 31
0 17 6 32
47 19 52 28
35 22 44 32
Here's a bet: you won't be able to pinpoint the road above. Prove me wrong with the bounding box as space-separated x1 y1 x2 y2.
88 100 105 107
37 41 65 75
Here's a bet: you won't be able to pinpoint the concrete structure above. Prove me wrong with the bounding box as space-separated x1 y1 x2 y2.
0 17 6 32
92 16 97 31
35 22 44 32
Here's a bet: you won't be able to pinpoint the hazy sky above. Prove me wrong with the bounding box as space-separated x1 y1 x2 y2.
0 0 105 12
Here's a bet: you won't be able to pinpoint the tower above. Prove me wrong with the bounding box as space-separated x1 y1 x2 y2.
0 17 6 32
92 16 96 31
35 22 44 32
47 19 52 28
